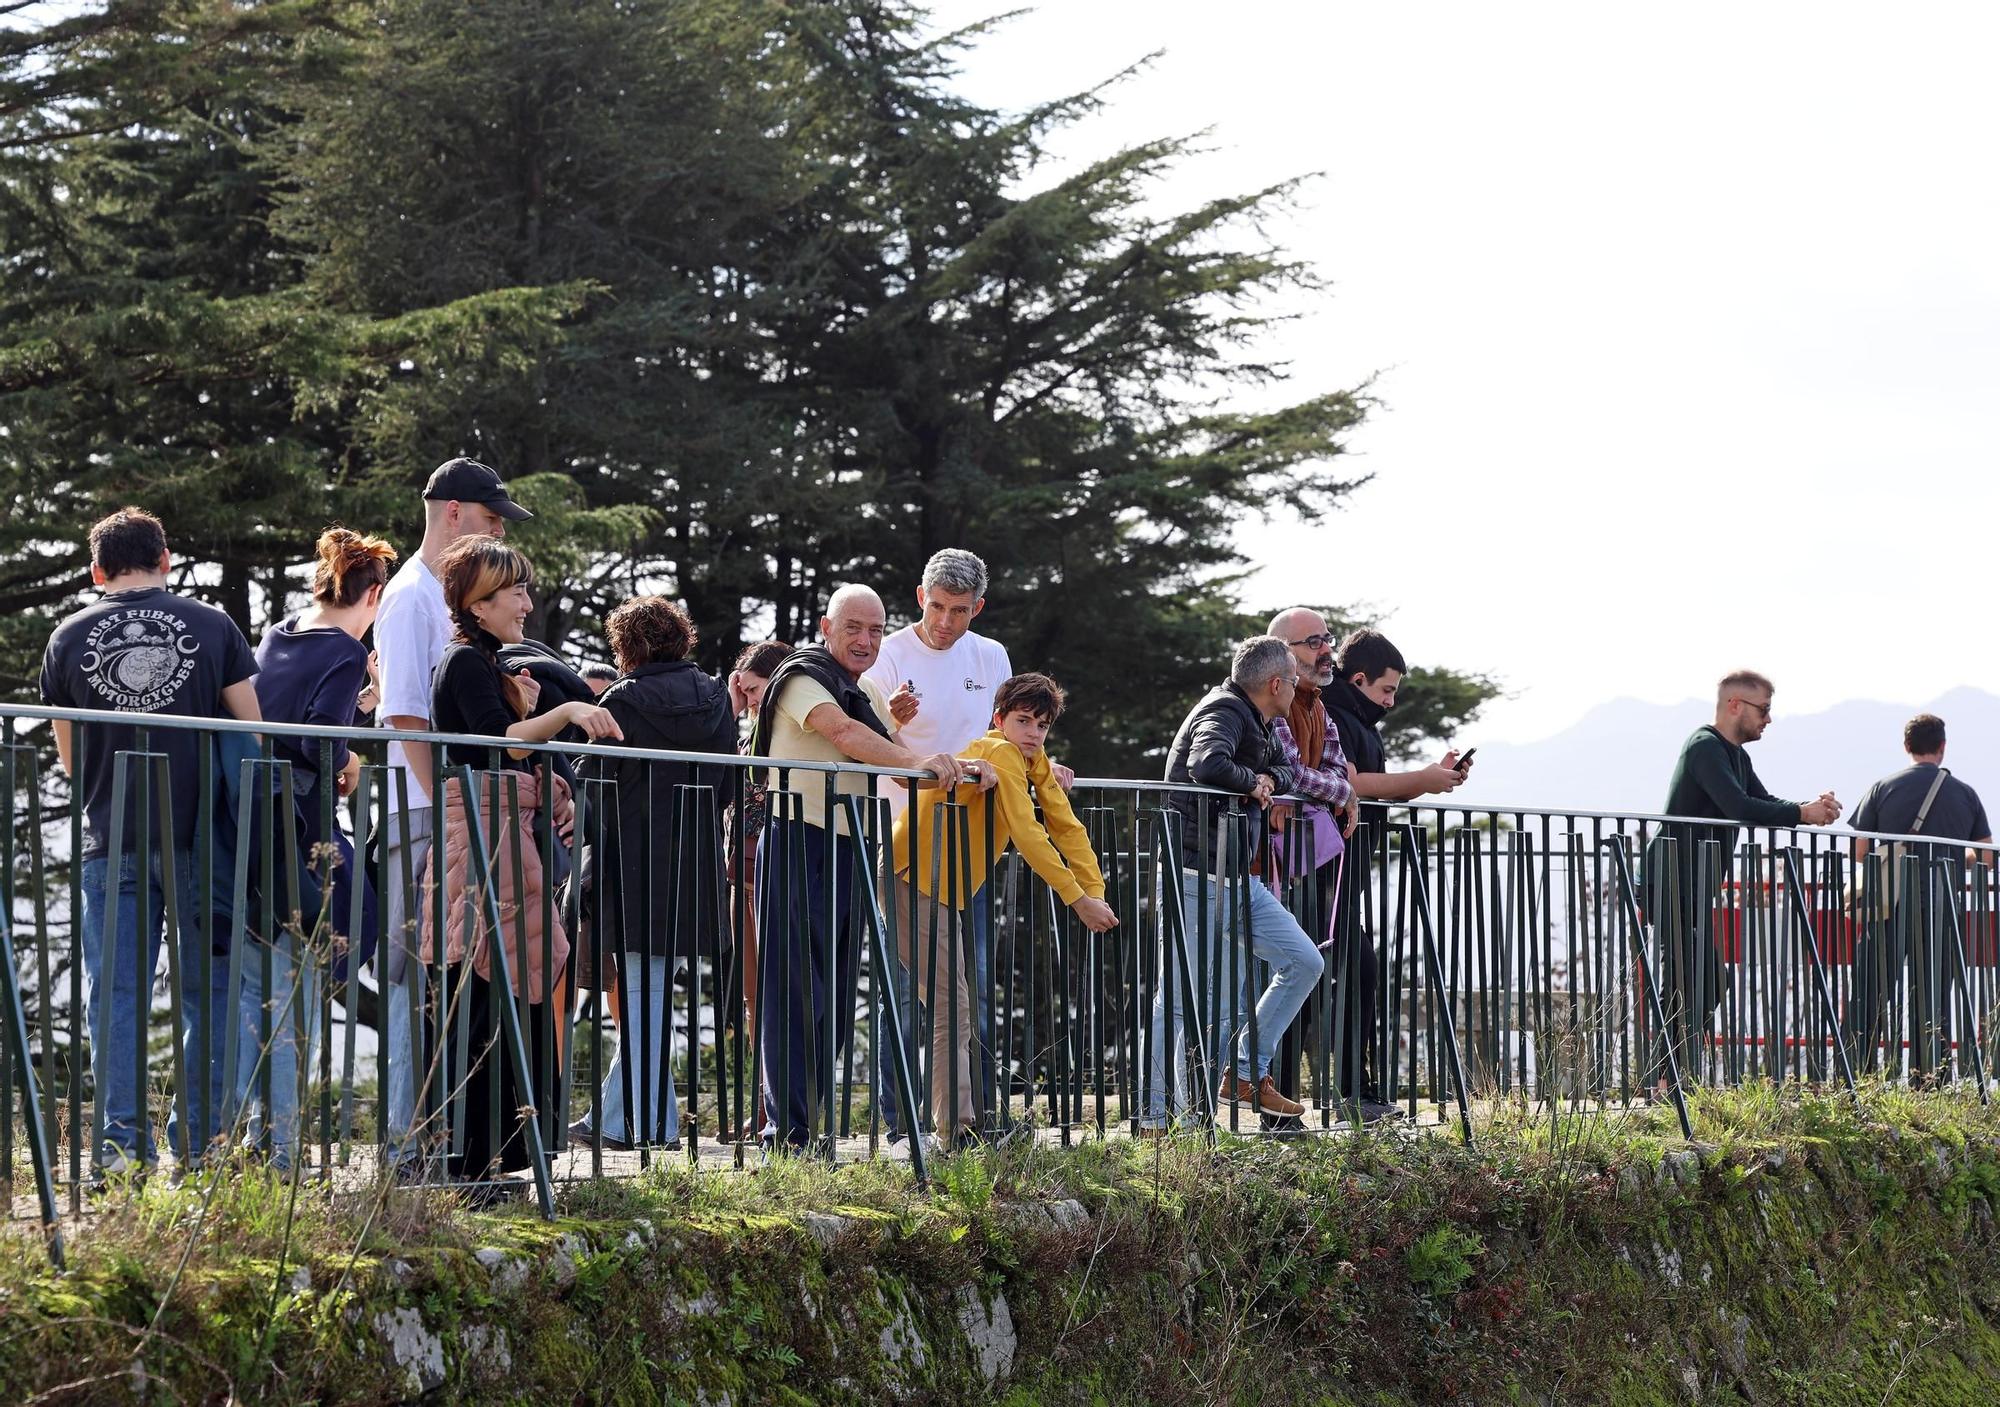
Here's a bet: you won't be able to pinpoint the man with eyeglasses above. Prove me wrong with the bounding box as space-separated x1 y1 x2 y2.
1663 671 1839 832
1262 608 1385 1126
1657 670 1839 1025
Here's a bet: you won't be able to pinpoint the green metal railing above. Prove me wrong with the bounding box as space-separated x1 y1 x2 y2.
6 701 1996 1270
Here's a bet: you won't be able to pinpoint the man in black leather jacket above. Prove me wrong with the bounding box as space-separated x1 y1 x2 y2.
1143 636 1322 1127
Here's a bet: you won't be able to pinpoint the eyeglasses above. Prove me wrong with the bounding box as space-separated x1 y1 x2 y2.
1729 696 1773 718
1287 634 1335 650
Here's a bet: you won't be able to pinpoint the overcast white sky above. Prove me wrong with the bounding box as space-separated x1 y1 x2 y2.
922 2 2000 745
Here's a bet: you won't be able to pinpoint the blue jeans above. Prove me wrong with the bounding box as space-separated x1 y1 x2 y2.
378 808 431 1164
233 936 323 1166
79 850 232 1166
1143 869 1320 1124
583 953 681 1145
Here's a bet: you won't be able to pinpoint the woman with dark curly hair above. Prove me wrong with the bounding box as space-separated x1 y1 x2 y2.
568 595 736 1152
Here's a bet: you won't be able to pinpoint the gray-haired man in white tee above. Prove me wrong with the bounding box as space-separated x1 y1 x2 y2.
864 548 1072 1128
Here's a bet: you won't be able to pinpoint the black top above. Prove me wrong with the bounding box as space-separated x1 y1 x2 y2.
39 586 257 858
596 660 739 958
1850 763 1991 842
498 640 596 793
1324 678 1390 777
1162 680 1294 863
430 634 530 774
254 617 369 789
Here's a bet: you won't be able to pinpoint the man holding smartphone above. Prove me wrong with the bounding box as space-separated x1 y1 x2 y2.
1317 628 1469 1120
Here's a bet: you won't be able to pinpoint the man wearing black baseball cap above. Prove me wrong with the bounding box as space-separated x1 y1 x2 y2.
372 455 529 1171
421 457 534 523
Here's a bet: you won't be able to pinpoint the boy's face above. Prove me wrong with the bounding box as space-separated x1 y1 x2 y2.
1351 666 1402 710
997 707 1052 758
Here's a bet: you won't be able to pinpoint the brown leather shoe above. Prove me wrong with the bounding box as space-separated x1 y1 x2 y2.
1254 1076 1304 1119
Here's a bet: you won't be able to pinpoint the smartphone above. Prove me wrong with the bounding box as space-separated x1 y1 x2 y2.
1455 747 1477 773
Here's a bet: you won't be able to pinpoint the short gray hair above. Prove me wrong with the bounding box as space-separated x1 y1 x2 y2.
921 548 989 600
1230 635 1293 693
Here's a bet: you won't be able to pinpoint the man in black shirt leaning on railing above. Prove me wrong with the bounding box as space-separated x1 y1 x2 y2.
1142 635 1321 1130
1656 669 1839 1026
1318 629 1471 1123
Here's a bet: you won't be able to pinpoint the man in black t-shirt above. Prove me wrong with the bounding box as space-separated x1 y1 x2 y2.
1846 713 1992 1071
1850 715 1991 852
39 508 260 1175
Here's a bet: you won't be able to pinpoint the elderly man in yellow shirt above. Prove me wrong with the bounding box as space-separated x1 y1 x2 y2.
889 673 1119 1146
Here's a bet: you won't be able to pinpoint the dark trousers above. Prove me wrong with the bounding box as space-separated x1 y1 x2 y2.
442 968 561 1179
758 818 859 1147
1272 859 1381 1105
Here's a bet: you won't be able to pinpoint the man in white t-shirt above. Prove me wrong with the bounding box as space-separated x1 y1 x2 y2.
864 548 1073 1129
866 549 1013 823
372 457 530 1168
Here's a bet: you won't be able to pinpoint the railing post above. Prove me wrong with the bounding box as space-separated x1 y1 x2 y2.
839 794 927 1186
454 767 556 1219
1399 822 1475 1146
1779 848 1860 1104
1601 838 1694 1139
0 894 63 1265
1931 854 1991 1103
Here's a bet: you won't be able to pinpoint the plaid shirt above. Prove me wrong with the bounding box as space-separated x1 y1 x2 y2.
1272 712 1355 809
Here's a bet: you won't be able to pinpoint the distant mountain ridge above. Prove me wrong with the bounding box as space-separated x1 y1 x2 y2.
1451 687 2000 820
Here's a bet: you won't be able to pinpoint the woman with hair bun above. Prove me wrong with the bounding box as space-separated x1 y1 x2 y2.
427 537 620 1190
244 526 398 1167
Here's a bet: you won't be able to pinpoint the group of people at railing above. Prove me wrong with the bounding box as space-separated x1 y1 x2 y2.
35 453 1490 1185
34 456 1994 1189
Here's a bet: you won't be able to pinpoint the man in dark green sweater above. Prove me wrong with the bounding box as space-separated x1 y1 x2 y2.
1655 670 1839 1032
1663 670 1840 829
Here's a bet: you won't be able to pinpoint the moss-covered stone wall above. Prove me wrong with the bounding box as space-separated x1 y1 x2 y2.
6 1086 2000 1403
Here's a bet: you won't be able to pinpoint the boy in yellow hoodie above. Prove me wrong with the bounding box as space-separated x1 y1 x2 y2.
889 673 1119 1144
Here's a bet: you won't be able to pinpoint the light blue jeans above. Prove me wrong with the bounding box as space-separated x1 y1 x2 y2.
233 936 323 1167
378 808 431 1164
78 849 230 1167
582 953 681 1146
1143 868 1320 1125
